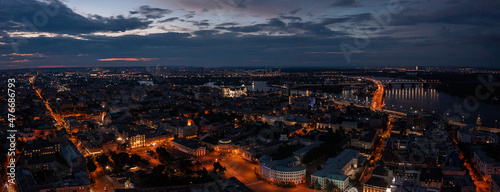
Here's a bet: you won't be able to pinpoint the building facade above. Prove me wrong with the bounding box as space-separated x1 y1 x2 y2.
259 155 306 184
171 138 206 156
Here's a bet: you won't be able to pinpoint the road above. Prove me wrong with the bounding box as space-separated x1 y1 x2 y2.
359 117 393 184
367 78 385 110
199 152 315 192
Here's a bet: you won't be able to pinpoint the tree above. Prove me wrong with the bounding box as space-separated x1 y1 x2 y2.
166 167 176 176
129 154 141 166
180 160 193 176
326 180 340 192
96 154 109 167
156 147 171 162
213 161 226 173
86 157 97 174
151 165 165 176
315 178 321 190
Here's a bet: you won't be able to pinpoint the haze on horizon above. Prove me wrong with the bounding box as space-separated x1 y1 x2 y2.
0 0 499 69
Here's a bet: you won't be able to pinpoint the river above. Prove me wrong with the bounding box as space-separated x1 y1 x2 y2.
204 79 500 127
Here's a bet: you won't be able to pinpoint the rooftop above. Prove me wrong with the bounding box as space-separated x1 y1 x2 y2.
172 138 204 149
259 155 305 172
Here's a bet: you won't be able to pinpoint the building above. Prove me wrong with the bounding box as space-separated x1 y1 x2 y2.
23 139 61 158
350 129 377 150
259 155 306 184
420 168 443 192
363 176 389 192
114 177 251 192
392 168 420 185
261 114 284 125
406 113 434 129
363 165 390 192
474 150 500 178
128 133 146 149
221 87 247 98
293 141 323 161
491 175 500 192
457 124 498 144
216 138 232 153
17 139 90 192
179 125 198 138
144 129 174 147
316 121 358 132
311 149 360 191
163 119 198 138
171 138 206 156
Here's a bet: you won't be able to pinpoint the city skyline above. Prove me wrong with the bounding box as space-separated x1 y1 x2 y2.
1 0 499 69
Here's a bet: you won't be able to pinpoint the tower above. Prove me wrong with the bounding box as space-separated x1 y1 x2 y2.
475 114 481 133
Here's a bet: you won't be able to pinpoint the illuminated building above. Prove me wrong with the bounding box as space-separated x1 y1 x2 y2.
217 138 232 153
221 87 247 98
419 168 443 191
363 176 389 192
171 138 206 156
258 155 306 184
311 149 360 191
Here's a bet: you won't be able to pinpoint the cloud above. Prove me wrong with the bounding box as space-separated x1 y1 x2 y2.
130 5 172 19
331 0 357 6
13 59 30 63
184 11 196 19
391 0 500 26
289 8 301 15
188 20 210 27
217 22 240 26
193 30 219 37
38 65 77 68
0 0 152 34
279 16 302 22
159 17 179 23
98 58 159 61
213 16 350 37
215 18 286 33
1 52 46 57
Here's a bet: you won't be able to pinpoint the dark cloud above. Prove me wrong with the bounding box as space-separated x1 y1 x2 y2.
216 18 285 33
0 0 151 34
279 16 302 22
217 22 240 27
188 20 210 27
217 0 248 9
158 17 179 23
184 11 196 19
391 0 500 26
215 17 349 37
193 30 219 37
289 8 302 15
129 5 172 19
331 0 356 6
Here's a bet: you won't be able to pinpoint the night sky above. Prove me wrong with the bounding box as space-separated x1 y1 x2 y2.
0 0 499 69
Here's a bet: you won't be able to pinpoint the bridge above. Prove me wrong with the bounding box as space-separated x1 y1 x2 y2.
448 120 500 133
378 76 440 85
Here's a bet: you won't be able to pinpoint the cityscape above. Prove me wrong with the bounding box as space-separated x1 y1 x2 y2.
1 0 500 192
